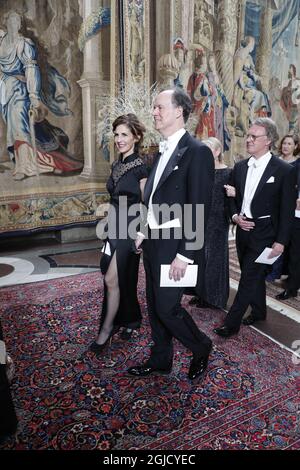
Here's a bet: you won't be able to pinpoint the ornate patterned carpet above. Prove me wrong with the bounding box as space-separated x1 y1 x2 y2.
0 268 299 450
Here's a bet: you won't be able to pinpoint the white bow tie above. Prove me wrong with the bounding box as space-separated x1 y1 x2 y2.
159 140 169 154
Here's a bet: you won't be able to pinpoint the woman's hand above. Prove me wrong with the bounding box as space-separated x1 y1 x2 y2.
224 184 236 197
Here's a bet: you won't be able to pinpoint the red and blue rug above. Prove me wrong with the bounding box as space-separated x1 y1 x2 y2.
0 267 299 450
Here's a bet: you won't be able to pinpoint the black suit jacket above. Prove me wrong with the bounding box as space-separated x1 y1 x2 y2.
229 154 297 246
297 158 300 191
143 131 214 293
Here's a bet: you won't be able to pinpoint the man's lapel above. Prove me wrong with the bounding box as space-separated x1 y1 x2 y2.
154 132 190 194
144 132 190 204
239 159 249 200
155 145 188 193
252 156 277 200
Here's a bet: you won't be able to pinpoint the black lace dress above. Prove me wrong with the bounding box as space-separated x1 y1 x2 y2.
99 153 148 330
203 168 232 309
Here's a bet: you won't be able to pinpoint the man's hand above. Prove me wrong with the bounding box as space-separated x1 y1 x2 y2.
169 257 188 281
233 214 255 231
268 242 284 259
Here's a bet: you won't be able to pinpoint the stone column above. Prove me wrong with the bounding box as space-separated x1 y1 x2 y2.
256 0 274 92
77 0 110 182
155 0 173 59
175 2 194 64
172 0 194 46
182 0 194 48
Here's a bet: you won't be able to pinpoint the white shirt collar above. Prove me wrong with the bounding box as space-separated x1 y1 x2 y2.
248 151 272 167
166 128 186 145
159 128 186 155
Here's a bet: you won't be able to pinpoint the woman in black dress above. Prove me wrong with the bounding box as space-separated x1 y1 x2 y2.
90 114 148 354
190 137 231 309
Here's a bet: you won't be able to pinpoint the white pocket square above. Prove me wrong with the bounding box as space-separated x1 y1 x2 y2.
173 165 179 171
266 176 275 183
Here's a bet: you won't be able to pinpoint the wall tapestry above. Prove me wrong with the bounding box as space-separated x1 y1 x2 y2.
171 0 300 161
0 0 107 236
241 0 300 139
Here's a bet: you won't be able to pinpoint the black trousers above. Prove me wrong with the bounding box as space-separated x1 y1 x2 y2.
225 219 274 329
143 237 212 369
286 218 300 291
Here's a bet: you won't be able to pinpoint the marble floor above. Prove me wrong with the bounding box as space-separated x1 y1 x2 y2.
0 239 100 287
0 236 299 362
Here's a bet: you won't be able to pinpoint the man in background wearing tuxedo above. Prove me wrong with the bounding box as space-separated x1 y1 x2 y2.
128 88 214 380
215 118 296 338
276 159 300 301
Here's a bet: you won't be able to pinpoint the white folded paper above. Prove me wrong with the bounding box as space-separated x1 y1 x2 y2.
157 218 181 229
255 247 281 265
160 264 198 287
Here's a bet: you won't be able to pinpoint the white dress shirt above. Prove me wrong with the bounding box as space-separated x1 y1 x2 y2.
147 128 193 264
241 151 272 218
147 128 186 229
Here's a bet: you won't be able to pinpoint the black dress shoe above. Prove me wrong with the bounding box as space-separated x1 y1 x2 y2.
242 314 264 326
213 325 239 338
275 289 297 301
127 364 172 377
188 352 210 380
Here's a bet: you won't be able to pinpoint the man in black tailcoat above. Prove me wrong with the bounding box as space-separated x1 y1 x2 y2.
276 159 300 301
128 88 215 380
215 118 296 338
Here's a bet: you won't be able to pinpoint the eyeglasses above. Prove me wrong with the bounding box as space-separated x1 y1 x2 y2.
246 134 267 141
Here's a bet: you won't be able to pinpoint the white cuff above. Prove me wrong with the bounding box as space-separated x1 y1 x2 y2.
176 253 194 264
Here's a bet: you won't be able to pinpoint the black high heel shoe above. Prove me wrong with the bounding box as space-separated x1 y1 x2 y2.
89 326 120 354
